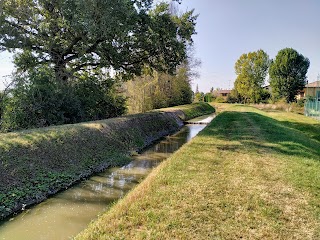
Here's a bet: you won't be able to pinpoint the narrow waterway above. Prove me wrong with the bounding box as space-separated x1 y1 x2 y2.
0 116 212 240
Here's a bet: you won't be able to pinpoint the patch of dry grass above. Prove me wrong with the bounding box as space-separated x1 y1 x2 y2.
76 105 320 240
251 101 305 115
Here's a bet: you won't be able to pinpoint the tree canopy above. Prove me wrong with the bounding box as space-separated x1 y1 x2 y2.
234 49 270 103
0 0 198 131
0 0 197 82
269 48 310 102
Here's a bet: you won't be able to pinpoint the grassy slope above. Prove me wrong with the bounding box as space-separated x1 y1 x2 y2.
76 104 320 240
0 103 215 220
158 102 216 121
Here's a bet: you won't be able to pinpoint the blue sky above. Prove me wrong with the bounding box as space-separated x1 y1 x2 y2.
180 0 320 92
1 0 320 92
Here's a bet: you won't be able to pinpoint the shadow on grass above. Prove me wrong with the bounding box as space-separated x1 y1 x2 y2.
199 111 320 161
278 120 320 142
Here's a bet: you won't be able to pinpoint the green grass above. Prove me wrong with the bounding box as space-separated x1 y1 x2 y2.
76 104 320 240
0 102 214 220
157 102 215 121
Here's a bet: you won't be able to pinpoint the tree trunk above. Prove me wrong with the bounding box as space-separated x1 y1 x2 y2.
53 58 69 84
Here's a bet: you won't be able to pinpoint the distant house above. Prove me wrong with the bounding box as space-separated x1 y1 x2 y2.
264 81 320 101
297 81 320 101
213 90 231 99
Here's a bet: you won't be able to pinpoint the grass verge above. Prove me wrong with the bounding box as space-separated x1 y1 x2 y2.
76 104 320 240
0 102 214 221
157 102 216 121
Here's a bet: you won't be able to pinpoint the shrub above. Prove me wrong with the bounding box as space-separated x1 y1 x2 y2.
296 99 305 108
74 74 127 121
1 68 83 131
1 67 126 132
215 96 226 103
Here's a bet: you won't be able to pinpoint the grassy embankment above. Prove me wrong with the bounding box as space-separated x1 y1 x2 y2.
76 104 320 240
0 102 215 221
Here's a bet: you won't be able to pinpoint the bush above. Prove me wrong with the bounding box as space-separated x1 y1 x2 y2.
204 93 213 102
215 96 226 103
296 99 305 108
1 68 83 131
74 74 126 121
1 67 127 132
226 95 238 103
260 89 271 103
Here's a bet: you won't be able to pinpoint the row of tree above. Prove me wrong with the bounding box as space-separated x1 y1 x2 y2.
0 0 197 131
233 48 309 103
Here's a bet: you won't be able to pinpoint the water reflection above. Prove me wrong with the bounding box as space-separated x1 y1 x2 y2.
0 124 206 240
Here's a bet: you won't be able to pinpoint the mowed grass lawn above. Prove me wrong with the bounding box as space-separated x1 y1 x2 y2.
76 104 320 240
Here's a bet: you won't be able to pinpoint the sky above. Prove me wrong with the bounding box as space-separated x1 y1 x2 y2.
179 0 320 92
0 51 14 89
1 0 320 92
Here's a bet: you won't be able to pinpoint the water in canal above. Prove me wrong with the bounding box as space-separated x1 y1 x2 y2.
0 121 209 240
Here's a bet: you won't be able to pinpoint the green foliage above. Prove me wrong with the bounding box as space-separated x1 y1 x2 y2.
0 91 7 120
0 0 197 130
74 73 127 121
234 49 270 103
226 89 241 103
215 96 226 103
1 67 82 131
260 88 271 103
0 0 196 81
1 67 126 132
169 66 193 106
269 48 310 103
204 92 213 102
296 99 305 108
125 63 193 114
194 92 204 102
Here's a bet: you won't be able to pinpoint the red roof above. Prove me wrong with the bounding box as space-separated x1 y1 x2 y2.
306 81 320 88
217 90 231 94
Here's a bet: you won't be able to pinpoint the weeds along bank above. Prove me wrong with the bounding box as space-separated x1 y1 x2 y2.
0 103 215 221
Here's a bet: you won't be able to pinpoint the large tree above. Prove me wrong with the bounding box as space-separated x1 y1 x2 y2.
269 48 310 102
0 0 198 131
0 0 196 82
234 49 270 103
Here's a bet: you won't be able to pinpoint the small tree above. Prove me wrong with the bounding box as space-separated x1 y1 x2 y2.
234 49 270 103
269 48 310 103
204 92 213 102
194 92 204 102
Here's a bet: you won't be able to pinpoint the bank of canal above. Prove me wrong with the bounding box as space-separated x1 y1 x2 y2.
0 115 213 240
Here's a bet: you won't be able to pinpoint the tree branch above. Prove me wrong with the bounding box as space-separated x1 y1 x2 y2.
5 19 39 38
62 36 82 57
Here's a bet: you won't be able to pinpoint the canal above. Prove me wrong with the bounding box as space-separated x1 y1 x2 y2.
0 116 213 240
